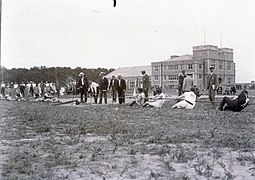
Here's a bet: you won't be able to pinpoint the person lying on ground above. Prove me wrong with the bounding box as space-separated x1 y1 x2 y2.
15 93 26 101
172 87 196 109
142 88 165 108
129 88 145 107
218 90 249 112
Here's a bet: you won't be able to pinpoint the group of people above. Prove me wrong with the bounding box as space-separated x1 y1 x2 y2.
176 66 250 112
0 80 61 101
1 67 251 112
77 70 151 106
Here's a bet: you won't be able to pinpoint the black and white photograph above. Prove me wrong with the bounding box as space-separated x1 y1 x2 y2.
0 0 255 179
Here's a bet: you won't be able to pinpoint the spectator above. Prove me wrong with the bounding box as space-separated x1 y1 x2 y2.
178 69 186 96
77 72 89 103
141 70 149 103
182 75 193 92
98 72 109 104
117 74 126 104
109 75 118 102
207 66 217 106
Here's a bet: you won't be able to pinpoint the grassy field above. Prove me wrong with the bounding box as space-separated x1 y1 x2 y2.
0 95 255 179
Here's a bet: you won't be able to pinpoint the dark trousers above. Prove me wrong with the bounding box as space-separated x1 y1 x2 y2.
178 85 183 96
208 87 215 105
112 90 117 102
99 90 107 104
80 87 88 102
218 97 239 111
1 87 5 95
118 90 125 104
143 89 149 103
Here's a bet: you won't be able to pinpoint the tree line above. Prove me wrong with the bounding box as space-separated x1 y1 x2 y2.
0 66 114 86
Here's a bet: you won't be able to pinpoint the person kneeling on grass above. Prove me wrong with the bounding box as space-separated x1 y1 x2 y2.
172 87 196 109
218 90 249 112
142 88 165 108
129 88 145 107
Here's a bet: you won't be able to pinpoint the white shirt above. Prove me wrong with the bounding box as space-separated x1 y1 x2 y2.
90 82 99 94
179 91 196 105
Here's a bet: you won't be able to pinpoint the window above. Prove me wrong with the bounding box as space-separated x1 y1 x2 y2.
168 75 178 80
154 66 159 71
199 64 202 69
227 62 231 70
164 75 167 80
155 76 159 80
188 64 193 69
168 65 178 70
199 74 202 79
129 81 135 88
228 78 231 84
163 66 167 71
219 61 223 70
210 60 216 68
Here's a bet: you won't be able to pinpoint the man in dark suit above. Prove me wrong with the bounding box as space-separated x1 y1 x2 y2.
218 90 249 112
109 75 118 102
98 72 109 104
77 72 89 103
178 69 186 96
207 66 217 106
142 70 149 103
117 74 126 104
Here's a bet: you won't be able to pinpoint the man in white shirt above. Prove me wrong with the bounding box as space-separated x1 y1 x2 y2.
143 89 165 108
129 88 145 106
89 81 99 104
172 87 196 109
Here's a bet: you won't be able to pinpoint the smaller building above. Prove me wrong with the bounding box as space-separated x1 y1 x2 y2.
105 65 152 90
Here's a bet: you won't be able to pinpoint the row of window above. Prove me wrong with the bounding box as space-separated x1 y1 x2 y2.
154 61 232 71
154 64 193 71
153 75 232 83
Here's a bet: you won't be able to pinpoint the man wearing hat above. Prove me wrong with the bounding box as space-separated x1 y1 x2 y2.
207 66 217 106
141 70 149 103
117 74 126 104
78 72 89 103
98 72 109 104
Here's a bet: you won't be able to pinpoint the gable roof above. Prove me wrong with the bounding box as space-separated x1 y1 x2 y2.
105 65 151 78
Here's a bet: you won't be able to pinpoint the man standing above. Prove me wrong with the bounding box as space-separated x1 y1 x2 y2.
207 66 217 106
98 72 109 104
178 69 186 96
117 74 126 104
78 72 89 103
109 75 118 102
182 74 193 93
89 81 99 104
141 70 149 102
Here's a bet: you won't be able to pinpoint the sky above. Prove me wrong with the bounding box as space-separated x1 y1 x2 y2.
1 0 255 82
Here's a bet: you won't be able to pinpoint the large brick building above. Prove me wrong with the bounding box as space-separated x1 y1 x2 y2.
151 45 235 90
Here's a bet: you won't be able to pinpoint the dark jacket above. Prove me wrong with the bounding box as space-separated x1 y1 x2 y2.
109 79 118 91
77 77 89 89
98 77 109 91
142 74 149 90
117 79 126 91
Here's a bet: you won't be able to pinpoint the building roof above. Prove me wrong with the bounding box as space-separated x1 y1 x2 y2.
105 65 151 78
162 54 195 62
